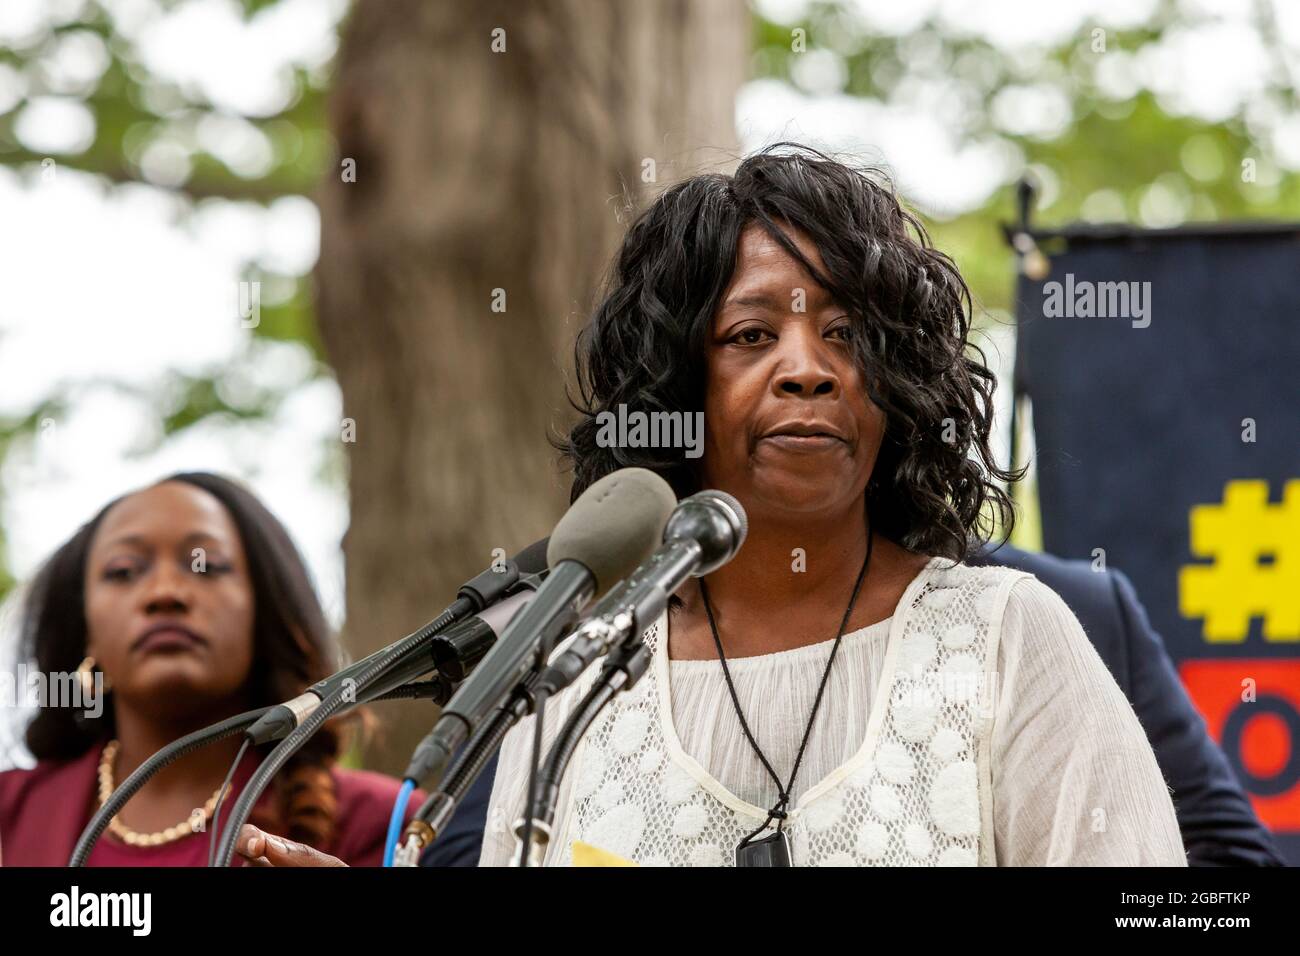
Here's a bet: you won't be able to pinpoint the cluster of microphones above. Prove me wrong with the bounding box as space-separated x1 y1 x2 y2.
69 468 748 868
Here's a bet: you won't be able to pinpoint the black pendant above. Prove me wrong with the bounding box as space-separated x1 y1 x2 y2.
735 829 792 867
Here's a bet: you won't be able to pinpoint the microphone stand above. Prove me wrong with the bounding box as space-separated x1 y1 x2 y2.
212 670 460 866
393 674 539 866
69 708 268 867
211 571 540 867
514 639 653 866
69 678 452 867
393 612 616 866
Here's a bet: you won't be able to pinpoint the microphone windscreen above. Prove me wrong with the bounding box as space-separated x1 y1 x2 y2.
546 468 677 598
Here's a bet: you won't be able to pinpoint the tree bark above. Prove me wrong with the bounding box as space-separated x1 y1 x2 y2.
314 0 747 776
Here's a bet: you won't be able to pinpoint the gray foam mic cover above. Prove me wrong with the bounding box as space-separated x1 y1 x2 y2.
546 467 677 598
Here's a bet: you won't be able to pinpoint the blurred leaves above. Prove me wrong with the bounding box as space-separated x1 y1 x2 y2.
0 0 341 603
755 0 1300 318
159 374 268 434
4 0 1300 598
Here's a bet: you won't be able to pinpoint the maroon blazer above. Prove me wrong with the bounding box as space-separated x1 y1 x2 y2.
0 742 423 867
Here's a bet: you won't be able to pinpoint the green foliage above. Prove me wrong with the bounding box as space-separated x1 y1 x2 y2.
754 1 1300 318
2 0 1296 599
0 0 340 603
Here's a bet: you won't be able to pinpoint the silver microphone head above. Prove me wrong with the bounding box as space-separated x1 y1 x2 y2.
664 489 748 576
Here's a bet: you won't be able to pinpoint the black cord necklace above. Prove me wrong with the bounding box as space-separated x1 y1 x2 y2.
699 523 875 867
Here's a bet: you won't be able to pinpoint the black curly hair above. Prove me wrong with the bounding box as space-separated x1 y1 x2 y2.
558 143 1020 562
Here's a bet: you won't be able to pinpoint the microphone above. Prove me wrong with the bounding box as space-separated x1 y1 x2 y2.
512 490 746 865
245 550 541 745
538 489 747 695
325 583 544 703
426 582 540 681
403 468 677 785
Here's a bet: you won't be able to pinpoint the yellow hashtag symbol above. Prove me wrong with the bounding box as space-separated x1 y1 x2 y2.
1179 480 1300 642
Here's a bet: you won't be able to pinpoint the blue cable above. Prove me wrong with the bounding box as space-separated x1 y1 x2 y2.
383 779 416 867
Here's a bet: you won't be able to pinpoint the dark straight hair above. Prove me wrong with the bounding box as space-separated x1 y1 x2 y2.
20 471 345 847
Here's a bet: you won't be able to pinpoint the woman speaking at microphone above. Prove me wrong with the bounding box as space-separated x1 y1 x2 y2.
478 145 1186 867
0 472 414 866
228 145 1187 868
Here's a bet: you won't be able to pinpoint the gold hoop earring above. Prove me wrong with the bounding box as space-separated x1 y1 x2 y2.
76 656 111 697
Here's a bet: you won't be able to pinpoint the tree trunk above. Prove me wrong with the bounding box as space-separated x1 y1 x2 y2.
314 0 747 776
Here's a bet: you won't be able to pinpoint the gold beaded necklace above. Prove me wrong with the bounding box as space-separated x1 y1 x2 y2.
97 740 223 848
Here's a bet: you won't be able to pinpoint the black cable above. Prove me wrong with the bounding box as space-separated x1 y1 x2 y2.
211 680 444 868
79 569 521 867
534 676 618 828
69 707 269 867
375 679 452 703
208 736 251 867
520 641 653 862
409 679 533 848
531 641 651 839
436 699 523 806
399 693 528 864
214 684 375 866
213 602 477 867
74 679 452 868
517 687 548 867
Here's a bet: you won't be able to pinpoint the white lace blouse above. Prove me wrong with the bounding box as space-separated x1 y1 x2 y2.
478 562 1187 866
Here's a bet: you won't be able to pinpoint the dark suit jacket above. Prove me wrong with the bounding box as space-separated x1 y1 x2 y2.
970 543 1282 866
422 542 1283 866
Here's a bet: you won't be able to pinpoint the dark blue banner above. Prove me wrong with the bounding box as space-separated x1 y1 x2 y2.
1014 224 1300 863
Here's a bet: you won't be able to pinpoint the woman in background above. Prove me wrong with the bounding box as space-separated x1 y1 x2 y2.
0 471 416 866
